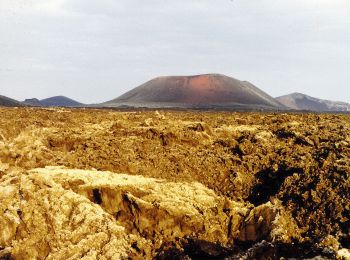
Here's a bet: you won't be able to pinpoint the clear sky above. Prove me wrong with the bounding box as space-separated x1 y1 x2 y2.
1 0 350 103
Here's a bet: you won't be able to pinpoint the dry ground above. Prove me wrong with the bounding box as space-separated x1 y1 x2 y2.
0 107 349 259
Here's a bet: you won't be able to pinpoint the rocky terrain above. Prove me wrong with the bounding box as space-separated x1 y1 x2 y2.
277 93 350 112
0 107 349 259
104 74 285 110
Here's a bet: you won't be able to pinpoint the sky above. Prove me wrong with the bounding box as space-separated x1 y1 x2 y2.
1 0 350 103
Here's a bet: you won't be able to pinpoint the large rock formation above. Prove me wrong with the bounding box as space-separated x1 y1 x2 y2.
0 166 300 259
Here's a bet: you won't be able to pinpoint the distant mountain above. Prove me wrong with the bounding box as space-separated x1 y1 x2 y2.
276 93 350 112
0 95 22 107
103 74 285 110
23 96 83 107
23 98 42 106
39 96 83 107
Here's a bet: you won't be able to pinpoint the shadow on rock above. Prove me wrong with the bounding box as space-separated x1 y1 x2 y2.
155 238 336 260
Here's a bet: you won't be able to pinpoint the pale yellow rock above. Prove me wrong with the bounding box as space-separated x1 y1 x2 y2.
338 248 350 260
217 125 259 137
237 201 301 243
254 130 274 142
320 235 340 252
0 127 52 168
0 166 307 259
30 167 233 248
0 181 20 247
1 167 250 258
0 169 140 259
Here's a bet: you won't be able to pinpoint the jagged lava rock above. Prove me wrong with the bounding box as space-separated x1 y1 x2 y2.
0 166 298 259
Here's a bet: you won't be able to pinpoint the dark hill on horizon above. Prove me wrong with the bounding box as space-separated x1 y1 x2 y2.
103 74 285 110
276 93 350 112
23 96 83 107
0 95 22 107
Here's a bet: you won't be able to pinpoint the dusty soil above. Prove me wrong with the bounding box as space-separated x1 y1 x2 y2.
0 107 349 259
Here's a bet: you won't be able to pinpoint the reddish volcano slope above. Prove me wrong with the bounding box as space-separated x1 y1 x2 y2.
105 74 283 109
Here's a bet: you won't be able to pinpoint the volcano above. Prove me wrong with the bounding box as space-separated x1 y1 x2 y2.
103 74 284 110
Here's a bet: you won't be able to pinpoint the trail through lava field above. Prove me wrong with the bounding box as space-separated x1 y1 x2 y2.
0 107 349 259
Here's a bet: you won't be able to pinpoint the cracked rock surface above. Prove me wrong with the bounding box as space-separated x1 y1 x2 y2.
1 167 297 259
0 167 145 259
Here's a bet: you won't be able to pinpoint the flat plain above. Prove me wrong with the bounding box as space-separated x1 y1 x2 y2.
0 107 349 259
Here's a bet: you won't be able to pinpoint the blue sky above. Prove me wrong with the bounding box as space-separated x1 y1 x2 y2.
1 0 350 103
